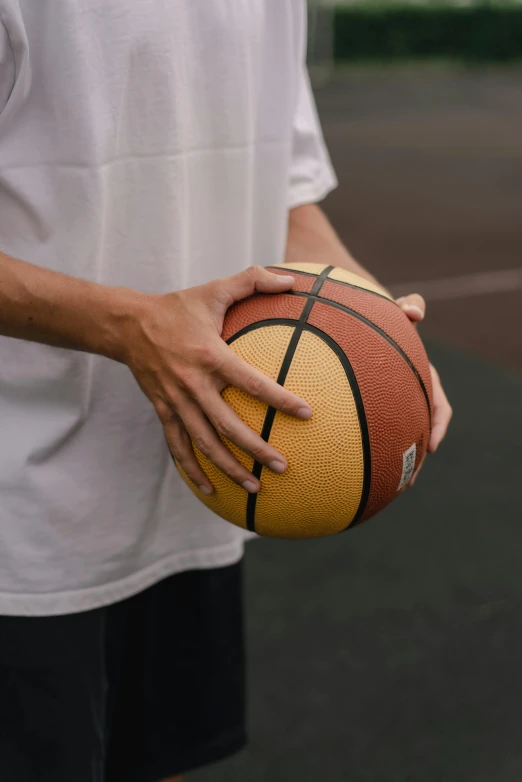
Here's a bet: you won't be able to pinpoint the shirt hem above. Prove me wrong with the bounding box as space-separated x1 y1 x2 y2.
0 540 245 617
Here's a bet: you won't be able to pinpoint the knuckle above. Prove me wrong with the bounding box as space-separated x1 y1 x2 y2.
225 466 245 484
183 462 201 482
176 370 198 393
175 453 190 471
245 264 260 279
179 462 202 485
165 426 183 456
157 382 181 408
192 435 212 457
249 442 268 461
243 265 265 287
244 373 264 399
155 400 176 424
213 416 234 440
212 279 234 307
276 396 295 416
166 436 180 460
164 389 181 408
211 281 232 309
195 344 222 371
154 401 169 423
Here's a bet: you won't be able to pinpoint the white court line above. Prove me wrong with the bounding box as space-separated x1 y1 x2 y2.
388 267 522 302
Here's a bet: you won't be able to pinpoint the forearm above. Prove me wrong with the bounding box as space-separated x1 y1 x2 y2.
0 250 141 362
285 203 381 286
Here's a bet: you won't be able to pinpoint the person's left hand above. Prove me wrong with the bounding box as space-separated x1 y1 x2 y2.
395 293 453 486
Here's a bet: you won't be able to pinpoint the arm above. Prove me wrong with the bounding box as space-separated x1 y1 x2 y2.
286 202 380 287
285 203 452 457
0 251 132 360
286 202 423 317
0 250 313 493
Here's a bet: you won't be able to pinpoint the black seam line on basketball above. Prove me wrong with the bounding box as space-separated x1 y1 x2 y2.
266 265 395 303
227 318 302 345
285 291 432 424
228 317 370 531
310 266 334 296
244 266 333 533
301 322 371 529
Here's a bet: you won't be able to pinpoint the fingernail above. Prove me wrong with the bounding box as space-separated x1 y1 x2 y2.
296 406 313 420
268 459 286 474
242 480 259 493
278 275 295 284
199 485 213 496
404 305 424 320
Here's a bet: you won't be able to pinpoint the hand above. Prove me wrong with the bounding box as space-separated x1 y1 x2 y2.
122 267 312 496
395 294 453 485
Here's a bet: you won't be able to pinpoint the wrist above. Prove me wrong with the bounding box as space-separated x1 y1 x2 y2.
98 285 153 365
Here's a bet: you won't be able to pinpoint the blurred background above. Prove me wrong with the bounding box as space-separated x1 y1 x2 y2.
194 3 522 780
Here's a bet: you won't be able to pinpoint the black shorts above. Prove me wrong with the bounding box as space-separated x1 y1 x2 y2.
0 562 246 782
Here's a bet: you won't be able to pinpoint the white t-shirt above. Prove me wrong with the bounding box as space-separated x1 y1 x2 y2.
0 0 336 616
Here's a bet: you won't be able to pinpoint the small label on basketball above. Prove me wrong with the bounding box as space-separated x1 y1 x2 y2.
398 444 416 491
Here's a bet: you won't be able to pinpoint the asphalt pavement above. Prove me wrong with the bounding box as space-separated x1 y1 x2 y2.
193 65 522 782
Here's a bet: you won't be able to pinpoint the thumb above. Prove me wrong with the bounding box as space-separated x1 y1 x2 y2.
225 265 296 304
396 293 426 323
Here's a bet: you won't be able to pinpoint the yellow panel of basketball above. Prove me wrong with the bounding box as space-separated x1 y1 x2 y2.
281 261 329 276
326 266 393 300
255 329 364 538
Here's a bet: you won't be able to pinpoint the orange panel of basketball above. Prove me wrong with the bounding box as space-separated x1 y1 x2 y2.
176 263 432 539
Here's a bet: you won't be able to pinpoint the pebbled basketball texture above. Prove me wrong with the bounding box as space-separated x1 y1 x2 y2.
176 263 433 539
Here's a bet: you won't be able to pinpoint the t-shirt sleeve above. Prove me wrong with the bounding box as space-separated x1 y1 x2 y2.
287 66 338 210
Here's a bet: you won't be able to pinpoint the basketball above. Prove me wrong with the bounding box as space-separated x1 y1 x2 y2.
178 263 433 538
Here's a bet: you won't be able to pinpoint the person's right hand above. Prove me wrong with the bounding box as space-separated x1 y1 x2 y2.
122 266 312 496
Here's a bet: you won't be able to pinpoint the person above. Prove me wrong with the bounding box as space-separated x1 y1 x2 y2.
0 2 452 781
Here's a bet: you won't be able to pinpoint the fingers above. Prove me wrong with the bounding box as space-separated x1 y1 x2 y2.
221 350 312 419
403 364 451 489
180 398 263 493
408 452 426 488
163 413 214 495
161 393 268 494
202 391 288 473
396 293 426 323
223 265 296 305
428 363 453 453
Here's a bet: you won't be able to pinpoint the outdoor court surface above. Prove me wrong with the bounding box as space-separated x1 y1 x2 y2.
193 66 522 782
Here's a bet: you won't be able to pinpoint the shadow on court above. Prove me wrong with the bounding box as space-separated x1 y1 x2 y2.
192 66 522 782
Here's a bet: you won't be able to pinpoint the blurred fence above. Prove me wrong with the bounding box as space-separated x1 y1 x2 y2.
321 0 522 5
308 0 522 70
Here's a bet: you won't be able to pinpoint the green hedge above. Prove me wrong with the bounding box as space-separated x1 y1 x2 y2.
334 6 522 61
